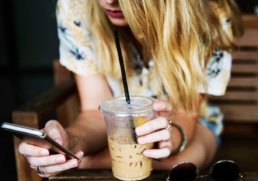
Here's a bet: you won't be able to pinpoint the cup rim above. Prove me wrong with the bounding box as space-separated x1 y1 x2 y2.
99 96 154 115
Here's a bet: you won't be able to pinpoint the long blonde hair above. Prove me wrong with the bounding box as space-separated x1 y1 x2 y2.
86 0 219 111
210 0 244 50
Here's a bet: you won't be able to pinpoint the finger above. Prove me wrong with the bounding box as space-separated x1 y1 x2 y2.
42 158 80 175
135 117 169 136
31 154 82 178
35 170 53 178
44 120 64 145
32 166 56 178
143 147 171 159
137 129 171 144
30 165 58 178
19 142 49 156
27 154 66 167
153 100 172 112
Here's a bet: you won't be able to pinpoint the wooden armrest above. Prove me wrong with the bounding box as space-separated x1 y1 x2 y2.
15 78 76 118
12 77 76 128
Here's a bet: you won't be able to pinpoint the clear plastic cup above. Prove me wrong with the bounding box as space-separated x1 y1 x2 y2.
99 96 155 181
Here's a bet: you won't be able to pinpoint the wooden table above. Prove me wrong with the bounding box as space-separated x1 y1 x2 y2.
49 133 258 181
49 169 258 181
12 129 257 181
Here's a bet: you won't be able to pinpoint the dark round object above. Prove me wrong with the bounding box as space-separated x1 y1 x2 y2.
168 162 199 181
209 160 241 181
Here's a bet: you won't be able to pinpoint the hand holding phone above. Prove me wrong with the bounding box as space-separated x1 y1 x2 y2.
1 122 80 161
1 121 84 177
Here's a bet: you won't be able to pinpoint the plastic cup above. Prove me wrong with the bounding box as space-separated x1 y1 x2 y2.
99 96 155 181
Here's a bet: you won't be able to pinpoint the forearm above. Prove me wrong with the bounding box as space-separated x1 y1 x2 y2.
66 110 107 155
153 122 217 170
170 110 198 153
67 74 112 155
169 95 204 153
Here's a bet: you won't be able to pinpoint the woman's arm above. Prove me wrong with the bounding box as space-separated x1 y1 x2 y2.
65 73 113 154
18 73 113 177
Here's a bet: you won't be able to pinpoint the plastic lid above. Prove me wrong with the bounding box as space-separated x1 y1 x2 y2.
99 96 153 115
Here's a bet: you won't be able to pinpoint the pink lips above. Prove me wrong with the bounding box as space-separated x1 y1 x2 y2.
106 10 124 18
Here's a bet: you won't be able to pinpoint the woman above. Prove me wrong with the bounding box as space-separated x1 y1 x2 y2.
18 0 242 177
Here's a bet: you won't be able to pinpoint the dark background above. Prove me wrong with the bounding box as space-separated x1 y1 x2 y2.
0 0 58 180
0 0 256 180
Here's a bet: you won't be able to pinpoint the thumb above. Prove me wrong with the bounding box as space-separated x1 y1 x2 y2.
44 120 65 146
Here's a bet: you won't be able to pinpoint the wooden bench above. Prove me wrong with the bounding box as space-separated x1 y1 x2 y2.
12 16 258 181
214 16 258 126
211 15 258 172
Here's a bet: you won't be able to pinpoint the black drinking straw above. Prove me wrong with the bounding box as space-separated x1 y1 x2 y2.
114 30 137 143
114 30 131 104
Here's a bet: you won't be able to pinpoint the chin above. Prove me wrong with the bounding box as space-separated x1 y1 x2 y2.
109 18 128 27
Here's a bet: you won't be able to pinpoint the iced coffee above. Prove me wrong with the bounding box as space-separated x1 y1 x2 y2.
99 96 154 181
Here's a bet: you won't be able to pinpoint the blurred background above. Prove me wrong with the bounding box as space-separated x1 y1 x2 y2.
0 0 257 180
0 0 58 180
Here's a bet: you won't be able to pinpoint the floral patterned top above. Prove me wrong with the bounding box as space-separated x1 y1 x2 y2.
56 0 232 138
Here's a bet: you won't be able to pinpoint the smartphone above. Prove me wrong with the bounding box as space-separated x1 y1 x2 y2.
1 122 80 161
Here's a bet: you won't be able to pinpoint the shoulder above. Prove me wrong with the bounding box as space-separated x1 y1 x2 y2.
56 0 90 30
56 0 98 76
204 50 232 96
206 50 232 79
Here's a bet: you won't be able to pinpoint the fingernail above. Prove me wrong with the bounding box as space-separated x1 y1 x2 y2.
76 151 84 158
70 160 78 167
56 155 65 163
40 150 49 156
143 150 150 157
